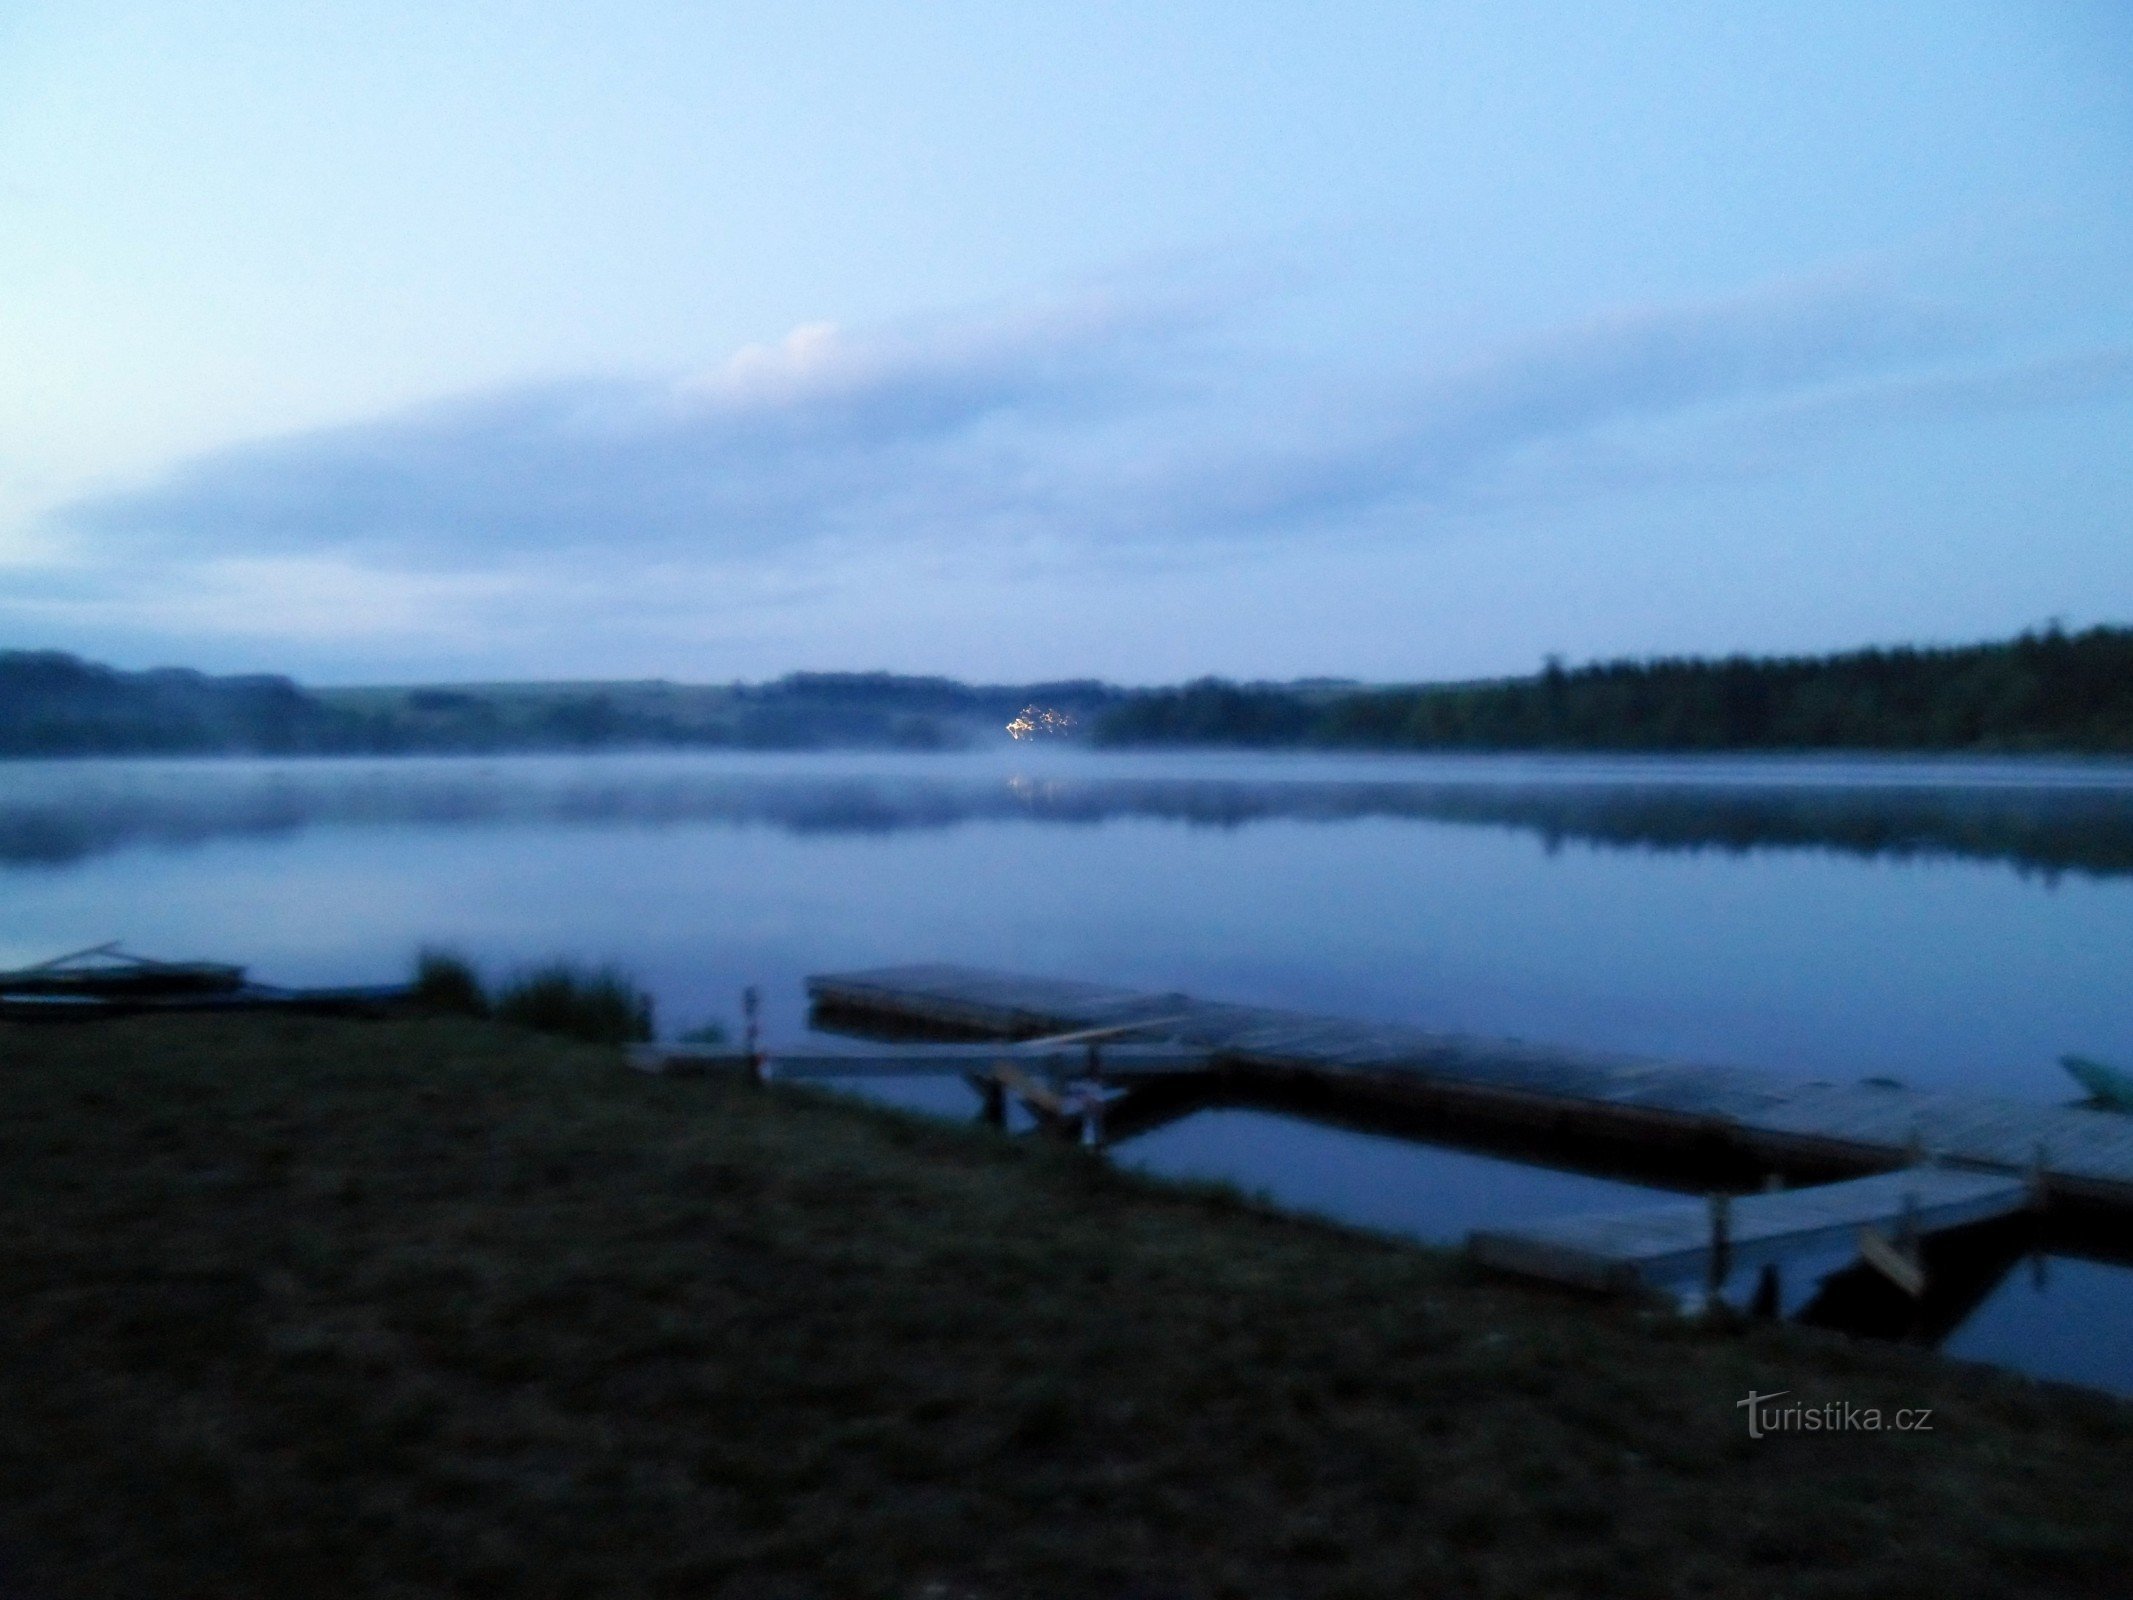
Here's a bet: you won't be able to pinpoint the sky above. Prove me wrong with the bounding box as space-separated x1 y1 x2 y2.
3 2 2130 686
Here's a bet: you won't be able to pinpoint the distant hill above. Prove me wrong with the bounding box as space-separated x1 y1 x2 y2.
1095 627 2133 755
0 652 1123 757
0 652 355 756
310 673 1124 752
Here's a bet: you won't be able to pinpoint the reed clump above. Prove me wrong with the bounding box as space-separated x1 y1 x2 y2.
410 947 488 1017
493 962 654 1045
409 948 654 1044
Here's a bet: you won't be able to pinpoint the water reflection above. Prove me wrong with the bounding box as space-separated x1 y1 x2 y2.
1794 1215 2036 1346
6 749 2133 877
814 1066 2133 1390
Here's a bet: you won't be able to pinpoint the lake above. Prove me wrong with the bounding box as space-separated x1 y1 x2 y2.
6 747 2133 1391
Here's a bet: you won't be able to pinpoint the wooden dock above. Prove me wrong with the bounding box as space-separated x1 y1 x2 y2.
627 1042 1212 1080
1467 1168 2032 1293
807 964 2133 1214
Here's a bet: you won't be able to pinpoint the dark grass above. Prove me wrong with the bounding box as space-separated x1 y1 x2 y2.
0 1015 2127 1598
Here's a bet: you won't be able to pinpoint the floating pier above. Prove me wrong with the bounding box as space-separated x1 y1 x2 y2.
1467 1167 2032 1293
628 1028 1217 1144
806 964 2133 1215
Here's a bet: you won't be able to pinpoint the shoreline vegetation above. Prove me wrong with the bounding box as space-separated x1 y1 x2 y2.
5 625 2130 759
0 1011 2128 1597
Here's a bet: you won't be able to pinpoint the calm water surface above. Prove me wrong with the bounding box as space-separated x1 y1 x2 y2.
5 748 2131 1390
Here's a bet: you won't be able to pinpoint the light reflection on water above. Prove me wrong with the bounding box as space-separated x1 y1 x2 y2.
5 747 2133 1393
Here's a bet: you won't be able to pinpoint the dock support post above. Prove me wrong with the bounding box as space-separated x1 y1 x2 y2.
1081 1041 1106 1149
743 986 763 1087
2026 1142 2050 1292
1706 1193 1732 1299
1750 1262 1782 1319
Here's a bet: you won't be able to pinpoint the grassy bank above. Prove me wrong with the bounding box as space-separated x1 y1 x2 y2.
0 1015 2126 1597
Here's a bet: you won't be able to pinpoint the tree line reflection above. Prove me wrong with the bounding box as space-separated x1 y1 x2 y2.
6 758 2133 878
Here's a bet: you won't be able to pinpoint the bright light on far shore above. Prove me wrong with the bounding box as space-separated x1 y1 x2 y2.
1006 706 1076 740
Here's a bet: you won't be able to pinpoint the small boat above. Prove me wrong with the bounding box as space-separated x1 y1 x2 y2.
0 943 409 1022
2063 1054 2133 1113
0 942 246 998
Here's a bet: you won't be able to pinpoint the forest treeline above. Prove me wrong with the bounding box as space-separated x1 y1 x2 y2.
8 627 2130 757
1093 627 2133 754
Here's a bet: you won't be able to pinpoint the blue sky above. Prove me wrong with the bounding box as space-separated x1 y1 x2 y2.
3 2 2130 684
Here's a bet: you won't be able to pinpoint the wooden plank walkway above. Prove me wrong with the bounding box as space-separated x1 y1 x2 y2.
807 964 2133 1212
627 1043 1212 1080
1467 1168 2032 1292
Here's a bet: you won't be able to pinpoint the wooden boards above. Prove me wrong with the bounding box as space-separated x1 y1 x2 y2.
625 1042 1212 1079
1466 1168 2031 1293
807 963 2133 1211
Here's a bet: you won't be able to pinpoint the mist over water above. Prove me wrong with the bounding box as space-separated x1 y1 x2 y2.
7 747 2133 874
6 746 2133 1392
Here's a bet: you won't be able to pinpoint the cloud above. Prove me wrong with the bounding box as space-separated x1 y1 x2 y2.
35 261 2121 670
56 268 1977 574
57 290 1218 568
1752 341 2133 439
23 556 534 643
1113 275 1968 538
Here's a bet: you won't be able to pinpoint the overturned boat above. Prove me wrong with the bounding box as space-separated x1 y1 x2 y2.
0 943 409 1021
